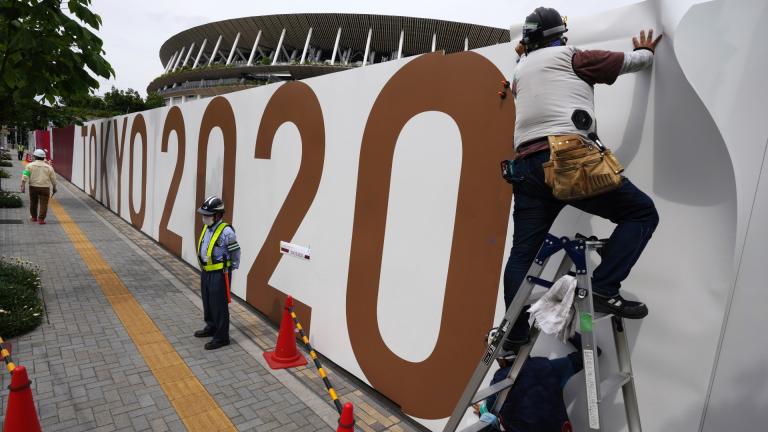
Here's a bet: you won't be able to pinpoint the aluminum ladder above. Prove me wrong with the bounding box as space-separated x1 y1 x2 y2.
443 233 642 432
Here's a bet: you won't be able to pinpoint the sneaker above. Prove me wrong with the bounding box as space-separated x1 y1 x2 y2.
593 294 648 319
38 219 46 225
30 217 37 222
204 339 230 350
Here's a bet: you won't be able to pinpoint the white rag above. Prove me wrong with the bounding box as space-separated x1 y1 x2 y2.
529 274 578 343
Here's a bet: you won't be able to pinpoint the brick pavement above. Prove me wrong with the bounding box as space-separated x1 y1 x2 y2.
0 157 429 432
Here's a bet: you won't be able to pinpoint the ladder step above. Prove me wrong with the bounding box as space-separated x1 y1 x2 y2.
594 312 615 323
471 377 515 404
599 372 632 402
458 420 495 432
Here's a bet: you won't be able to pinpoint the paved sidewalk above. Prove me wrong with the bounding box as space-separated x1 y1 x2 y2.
0 157 425 432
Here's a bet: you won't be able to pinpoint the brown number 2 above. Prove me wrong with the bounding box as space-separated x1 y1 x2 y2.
246 82 325 334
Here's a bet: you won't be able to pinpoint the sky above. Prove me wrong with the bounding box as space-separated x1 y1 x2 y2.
88 0 644 96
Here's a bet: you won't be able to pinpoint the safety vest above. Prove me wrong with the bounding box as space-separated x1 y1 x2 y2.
197 222 232 272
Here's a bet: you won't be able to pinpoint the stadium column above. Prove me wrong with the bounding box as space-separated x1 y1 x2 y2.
193 38 207 68
226 32 241 65
363 28 372 66
172 46 185 71
182 42 195 67
272 28 286 65
247 30 262 66
300 27 313 65
208 35 222 66
164 51 177 73
398 29 404 59
331 27 342 65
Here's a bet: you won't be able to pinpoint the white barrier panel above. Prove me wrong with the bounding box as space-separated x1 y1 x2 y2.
65 0 767 429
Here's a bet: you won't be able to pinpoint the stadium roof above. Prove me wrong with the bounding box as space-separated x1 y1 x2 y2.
159 13 511 66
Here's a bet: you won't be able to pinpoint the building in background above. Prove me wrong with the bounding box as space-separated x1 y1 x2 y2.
147 13 510 105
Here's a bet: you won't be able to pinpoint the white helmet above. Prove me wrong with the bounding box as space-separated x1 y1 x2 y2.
33 149 46 158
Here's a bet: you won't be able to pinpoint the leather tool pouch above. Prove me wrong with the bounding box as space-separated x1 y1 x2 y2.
542 134 624 200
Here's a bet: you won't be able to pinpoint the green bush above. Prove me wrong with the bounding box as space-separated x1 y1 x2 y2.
0 160 11 167
0 191 22 208
0 257 44 338
0 168 10 178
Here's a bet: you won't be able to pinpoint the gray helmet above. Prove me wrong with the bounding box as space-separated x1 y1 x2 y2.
197 195 225 215
522 7 568 52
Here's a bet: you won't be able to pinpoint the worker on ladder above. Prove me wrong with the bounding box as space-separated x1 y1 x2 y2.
502 7 662 350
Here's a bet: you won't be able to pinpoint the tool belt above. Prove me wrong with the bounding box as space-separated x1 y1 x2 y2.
542 134 624 201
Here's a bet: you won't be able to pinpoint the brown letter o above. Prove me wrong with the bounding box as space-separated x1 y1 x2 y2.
129 114 147 229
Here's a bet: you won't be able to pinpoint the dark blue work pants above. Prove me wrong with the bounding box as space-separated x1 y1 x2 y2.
504 150 659 338
201 270 230 343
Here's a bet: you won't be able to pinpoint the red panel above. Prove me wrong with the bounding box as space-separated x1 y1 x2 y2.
52 125 75 181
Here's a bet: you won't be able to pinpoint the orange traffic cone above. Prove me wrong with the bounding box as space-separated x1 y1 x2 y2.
263 296 308 369
337 402 355 432
3 365 42 432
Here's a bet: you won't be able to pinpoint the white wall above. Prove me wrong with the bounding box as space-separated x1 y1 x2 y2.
66 1 765 430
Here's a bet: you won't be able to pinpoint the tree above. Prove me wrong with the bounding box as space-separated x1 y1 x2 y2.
144 92 164 110
57 87 166 118
0 0 114 128
102 86 145 114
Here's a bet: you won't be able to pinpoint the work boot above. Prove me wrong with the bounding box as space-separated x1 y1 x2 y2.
502 308 531 351
204 339 230 350
194 329 213 338
593 294 648 319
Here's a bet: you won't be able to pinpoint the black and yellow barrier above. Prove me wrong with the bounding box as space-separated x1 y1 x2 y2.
0 336 16 374
288 307 344 414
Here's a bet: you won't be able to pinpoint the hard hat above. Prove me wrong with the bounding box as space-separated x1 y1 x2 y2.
197 195 225 215
33 149 46 158
522 7 568 52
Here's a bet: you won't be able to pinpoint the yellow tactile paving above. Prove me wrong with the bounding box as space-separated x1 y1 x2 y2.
49 199 236 431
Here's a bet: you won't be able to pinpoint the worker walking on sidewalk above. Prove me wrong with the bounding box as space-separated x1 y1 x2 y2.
20 149 57 224
503 7 662 349
194 195 241 350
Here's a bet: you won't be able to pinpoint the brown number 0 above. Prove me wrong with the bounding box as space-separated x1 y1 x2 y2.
159 107 186 256
194 97 237 243
345 52 516 419
246 82 325 334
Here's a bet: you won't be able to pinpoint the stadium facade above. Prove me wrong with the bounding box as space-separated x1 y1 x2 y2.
147 13 511 105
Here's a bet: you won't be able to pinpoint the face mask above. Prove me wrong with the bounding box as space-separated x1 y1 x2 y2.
202 215 214 226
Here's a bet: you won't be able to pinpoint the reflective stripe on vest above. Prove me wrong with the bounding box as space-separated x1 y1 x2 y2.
197 222 232 272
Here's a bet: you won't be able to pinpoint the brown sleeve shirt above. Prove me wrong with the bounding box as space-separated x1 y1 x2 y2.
571 48 654 85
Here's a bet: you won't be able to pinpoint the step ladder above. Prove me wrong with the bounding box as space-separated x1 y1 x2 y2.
443 233 642 432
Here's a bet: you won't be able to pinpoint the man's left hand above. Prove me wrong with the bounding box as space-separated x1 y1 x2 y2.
633 29 662 52
515 41 525 56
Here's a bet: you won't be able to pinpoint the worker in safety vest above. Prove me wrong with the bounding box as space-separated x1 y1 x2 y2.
17 143 25 160
195 195 241 350
503 7 662 350
20 149 57 224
